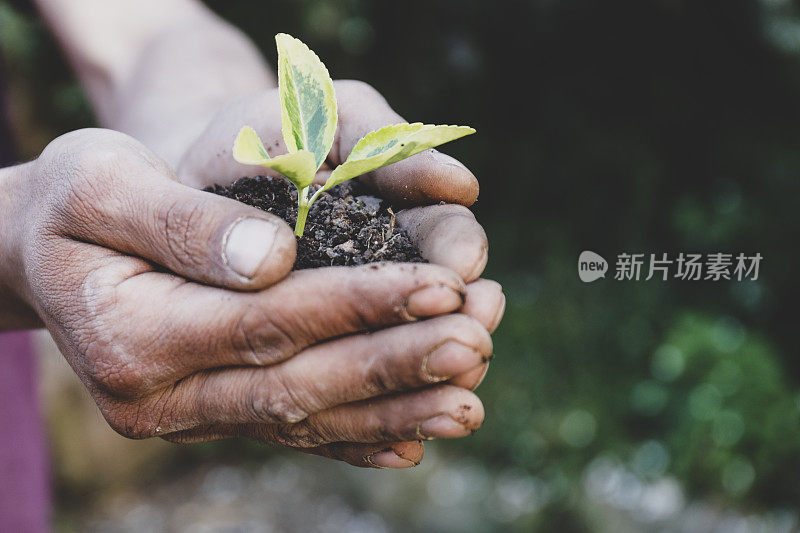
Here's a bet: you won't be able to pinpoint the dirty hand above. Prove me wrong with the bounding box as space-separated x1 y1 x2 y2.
176 79 503 378
178 81 492 280
177 80 505 465
0 128 503 468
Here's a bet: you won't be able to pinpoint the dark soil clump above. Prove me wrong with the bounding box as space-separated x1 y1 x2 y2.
207 176 425 270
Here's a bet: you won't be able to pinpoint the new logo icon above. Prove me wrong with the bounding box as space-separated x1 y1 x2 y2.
578 251 608 282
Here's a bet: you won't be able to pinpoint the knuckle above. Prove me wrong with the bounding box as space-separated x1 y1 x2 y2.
72 140 126 172
91 362 144 398
82 337 153 398
98 401 157 440
363 358 397 395
39 132 127 224
40 129 115 163
248 373 311 424
97 386 176 440
67 278 165 400
268 420 330 448
230 305 298 365
230 315 262 365
49 130 128 179
156 199 207 269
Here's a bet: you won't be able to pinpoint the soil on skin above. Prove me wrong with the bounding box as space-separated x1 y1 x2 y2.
206 176 425 270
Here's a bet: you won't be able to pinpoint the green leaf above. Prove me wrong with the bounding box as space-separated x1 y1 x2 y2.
232 126 317 189
232 125 271 165
276 33 338 171
320 123 475 192
260 151 317 189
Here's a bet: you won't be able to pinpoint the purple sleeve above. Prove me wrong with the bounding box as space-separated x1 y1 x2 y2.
1 56 49 533
0 331 50 533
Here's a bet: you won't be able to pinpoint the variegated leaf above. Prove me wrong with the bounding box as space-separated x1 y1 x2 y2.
232 125 271 165
276 33 338 171
321 123 475 192
232 126 317 189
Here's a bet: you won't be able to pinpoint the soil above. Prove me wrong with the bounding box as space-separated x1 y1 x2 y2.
206 176 425 270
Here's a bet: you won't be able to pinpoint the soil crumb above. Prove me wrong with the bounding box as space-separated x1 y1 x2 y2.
207 176 425 270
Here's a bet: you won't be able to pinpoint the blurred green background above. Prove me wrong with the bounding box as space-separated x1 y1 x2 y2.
3 0 800 531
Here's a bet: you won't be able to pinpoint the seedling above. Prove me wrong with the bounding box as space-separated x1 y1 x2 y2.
233 33 475 237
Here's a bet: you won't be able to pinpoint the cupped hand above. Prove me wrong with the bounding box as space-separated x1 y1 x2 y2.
175 79 506 388
177 79 492 279
175 81 505 466
0 128 504 468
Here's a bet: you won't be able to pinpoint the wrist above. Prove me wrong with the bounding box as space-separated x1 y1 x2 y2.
0 163 41 331
111 24 276 167
33 0 213 123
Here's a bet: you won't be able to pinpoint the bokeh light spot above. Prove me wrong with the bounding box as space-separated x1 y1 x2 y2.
559 409 597 448
651 344 685 382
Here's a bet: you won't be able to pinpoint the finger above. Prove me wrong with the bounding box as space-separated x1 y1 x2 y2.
94 262 466 395
178 91 285 188
177 262 466 365
165 385 484 448
242 384 484 447
154 314 490 430
146 277 499 414
332 80 479 206
396 204 488 282
44 129 296 290
450 364 490 390
448 279 503 389
162 428 424 469
303 440 424 469
460 279 506 333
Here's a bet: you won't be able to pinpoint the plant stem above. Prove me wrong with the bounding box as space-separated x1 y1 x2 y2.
295 204 309 237
308 187 325 206
295 186 310 237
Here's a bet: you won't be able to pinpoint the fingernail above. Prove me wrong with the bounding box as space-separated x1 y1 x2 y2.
405 283 465 318
418 414 470 440
224 218 278 278
423 341 485 382
366 450 418 469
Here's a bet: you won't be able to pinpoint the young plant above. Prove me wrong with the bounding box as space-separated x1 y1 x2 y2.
233 33 475 237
